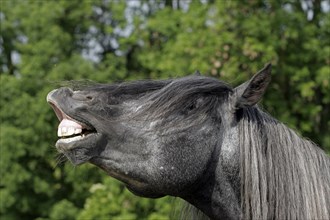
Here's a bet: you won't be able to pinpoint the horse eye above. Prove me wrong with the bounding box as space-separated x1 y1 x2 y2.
185 101 198 113
182 98 203 115
187 104 195 111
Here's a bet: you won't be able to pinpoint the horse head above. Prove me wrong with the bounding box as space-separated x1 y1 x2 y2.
47 64 329 220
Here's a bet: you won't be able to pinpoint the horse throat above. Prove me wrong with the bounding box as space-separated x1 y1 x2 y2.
181 128 241 220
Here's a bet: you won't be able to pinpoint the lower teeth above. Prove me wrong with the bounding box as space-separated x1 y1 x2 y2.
58 135 85 143
61 134 84 139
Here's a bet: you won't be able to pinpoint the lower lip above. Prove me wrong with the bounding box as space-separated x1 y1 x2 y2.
55 132 99 152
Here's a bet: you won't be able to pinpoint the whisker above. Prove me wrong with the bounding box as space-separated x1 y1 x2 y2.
54 153 67 168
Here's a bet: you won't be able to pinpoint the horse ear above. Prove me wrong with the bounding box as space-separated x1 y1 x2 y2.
234 63 272 108
194 70 201 76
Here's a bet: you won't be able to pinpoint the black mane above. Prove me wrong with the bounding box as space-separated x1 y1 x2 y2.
78 76 233 126
137 76 233 121
76 79 172 97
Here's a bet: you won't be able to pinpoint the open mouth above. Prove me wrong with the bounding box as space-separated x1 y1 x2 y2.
57 118 95 143
48 102 97 145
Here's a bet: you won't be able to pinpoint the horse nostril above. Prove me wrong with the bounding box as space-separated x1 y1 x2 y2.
63 87 74 94
86 96 93 100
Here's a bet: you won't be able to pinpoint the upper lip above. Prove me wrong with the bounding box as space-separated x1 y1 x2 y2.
47 90 63 120
47 90 93 130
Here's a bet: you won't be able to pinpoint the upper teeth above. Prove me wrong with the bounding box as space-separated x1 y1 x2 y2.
57 118 83 138
58 127 82 137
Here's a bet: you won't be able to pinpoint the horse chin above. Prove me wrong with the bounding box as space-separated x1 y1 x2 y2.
56 133 104 165
126 185 165 199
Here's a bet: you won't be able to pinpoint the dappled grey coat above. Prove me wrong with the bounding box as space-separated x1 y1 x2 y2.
47 64 330 220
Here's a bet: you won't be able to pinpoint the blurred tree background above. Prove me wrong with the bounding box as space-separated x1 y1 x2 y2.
0 0 329 219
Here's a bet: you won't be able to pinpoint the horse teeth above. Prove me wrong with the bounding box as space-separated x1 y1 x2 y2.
57 127 66 137
57 135 84 145
57 127 82 137
57 119 84 137
74 128 82 134
68 127 75 136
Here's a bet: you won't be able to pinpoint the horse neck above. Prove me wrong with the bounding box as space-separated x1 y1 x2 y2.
239 107 330 220
181 126 242 220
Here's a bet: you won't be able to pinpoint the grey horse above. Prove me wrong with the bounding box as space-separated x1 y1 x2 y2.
47 64 330 220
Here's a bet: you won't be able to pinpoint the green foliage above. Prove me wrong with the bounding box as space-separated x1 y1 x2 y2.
49 199 80 220
1 0 329 219
78 177 172 220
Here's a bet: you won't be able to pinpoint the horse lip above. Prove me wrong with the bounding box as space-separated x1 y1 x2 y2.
56 132 98 150
46 89 57 103
47 90 93 130
47 89 64 121
49 102 64 121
